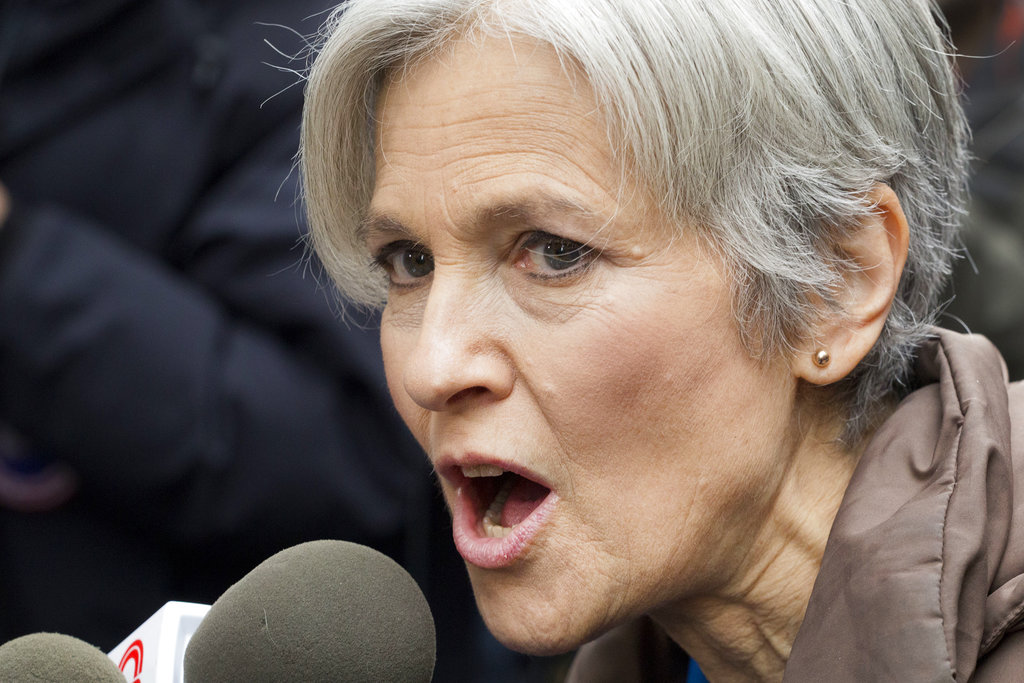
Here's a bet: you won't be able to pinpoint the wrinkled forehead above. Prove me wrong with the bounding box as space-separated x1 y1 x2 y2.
366 31 664 246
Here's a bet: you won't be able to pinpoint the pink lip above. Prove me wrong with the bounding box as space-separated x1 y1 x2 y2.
439 456 559 570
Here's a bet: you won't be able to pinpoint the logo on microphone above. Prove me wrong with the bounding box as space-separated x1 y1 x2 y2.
118 638 143 683
106 602 210 683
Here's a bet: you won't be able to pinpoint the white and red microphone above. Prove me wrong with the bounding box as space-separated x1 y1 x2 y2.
107 601 210 683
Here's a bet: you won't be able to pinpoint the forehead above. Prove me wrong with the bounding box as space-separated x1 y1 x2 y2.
376 31 600 145
367 32 645 239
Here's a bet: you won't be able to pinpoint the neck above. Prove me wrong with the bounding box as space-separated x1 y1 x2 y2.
651 419 866 682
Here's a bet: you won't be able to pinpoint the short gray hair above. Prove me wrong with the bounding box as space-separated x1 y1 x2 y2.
301 0 969 442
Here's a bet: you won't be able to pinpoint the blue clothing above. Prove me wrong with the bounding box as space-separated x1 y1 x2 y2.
687 658 710 683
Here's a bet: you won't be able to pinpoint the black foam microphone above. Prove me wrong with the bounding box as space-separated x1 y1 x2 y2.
0 632 126 682
183 539 436 682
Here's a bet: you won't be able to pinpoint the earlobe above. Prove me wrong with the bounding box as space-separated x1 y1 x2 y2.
797 183 910 385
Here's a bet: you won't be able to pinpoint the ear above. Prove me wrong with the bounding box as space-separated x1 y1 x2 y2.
796 184 910 385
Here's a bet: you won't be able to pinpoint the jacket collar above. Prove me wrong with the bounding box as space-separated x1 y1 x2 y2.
785 329 1015 681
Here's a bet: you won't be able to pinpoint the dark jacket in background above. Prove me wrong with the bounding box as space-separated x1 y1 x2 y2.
0 2 542 680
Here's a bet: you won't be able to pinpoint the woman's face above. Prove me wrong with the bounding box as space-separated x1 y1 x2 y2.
367 35 804 654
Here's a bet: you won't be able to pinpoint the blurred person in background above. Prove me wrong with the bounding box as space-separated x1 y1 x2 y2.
941 0 1024 378
0 1 550 680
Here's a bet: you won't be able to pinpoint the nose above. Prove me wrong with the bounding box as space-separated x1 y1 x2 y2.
400 279 515 413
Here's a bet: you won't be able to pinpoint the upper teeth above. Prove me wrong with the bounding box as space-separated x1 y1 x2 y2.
462 464 505 478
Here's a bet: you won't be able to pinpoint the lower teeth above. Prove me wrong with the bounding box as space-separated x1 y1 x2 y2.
482 477 516 538
482 518 513 538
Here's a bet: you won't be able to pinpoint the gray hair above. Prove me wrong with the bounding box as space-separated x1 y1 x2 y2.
300 0 969 442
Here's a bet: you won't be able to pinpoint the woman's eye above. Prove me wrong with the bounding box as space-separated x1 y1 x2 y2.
373 240 434 286
515 232 596 278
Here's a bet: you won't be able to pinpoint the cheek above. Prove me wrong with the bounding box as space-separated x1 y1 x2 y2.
528 288 735 475
379 313 402 402
380 312 424 442
528 286 794 561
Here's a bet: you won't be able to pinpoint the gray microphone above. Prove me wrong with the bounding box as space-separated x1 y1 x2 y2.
0 632 126 682
183 539 436 682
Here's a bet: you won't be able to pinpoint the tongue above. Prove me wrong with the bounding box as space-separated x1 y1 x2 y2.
500 477 549 527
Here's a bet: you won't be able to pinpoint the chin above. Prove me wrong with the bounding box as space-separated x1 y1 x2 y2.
469 569 606 657
481 613 585 657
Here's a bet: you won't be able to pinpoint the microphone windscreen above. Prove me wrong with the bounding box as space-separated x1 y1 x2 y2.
0 632 126 682
184 540 435 682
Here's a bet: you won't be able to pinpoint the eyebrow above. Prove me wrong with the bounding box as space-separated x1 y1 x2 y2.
482 194 597 224
359 192 600 243
358 212 412 244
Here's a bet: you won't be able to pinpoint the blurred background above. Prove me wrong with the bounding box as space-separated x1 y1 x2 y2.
939 0 1024 380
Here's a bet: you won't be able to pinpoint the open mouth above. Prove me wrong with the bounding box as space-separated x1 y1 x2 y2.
461 464 551 538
